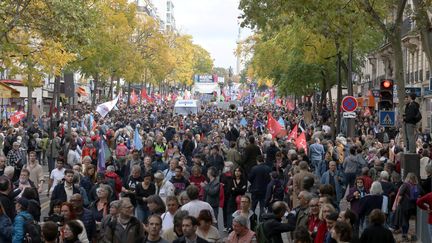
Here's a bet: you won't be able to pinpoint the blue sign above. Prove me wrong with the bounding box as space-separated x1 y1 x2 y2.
379 111 395 127
405 87 421 97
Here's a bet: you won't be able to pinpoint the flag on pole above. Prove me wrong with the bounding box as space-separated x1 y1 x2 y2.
10 111 26 125
267 113 286 138
97 139 106 171
133 127 143 151
96 96 119 118
287 125 298 141
295 132 308 154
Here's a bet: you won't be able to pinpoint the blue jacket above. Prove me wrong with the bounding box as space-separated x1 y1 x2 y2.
309 143 325 161
320 170 344 202
12 211 33 243
0 214 12 242
79 208 96 240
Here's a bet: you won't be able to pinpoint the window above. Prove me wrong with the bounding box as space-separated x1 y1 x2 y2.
427 70 430 81
420 69 423 82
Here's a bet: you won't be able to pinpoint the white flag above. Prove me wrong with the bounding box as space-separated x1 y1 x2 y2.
96 97 119 118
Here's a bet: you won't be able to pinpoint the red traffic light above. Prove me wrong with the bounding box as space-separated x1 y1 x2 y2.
381 79 393 89
382 80 391 88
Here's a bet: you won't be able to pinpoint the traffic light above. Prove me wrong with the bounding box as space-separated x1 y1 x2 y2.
379 79 394 110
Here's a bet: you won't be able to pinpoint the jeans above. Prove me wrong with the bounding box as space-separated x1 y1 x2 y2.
135 205 149 223
405 123 417 153
429 224 432 241
251 192 266 217
311 159 321 175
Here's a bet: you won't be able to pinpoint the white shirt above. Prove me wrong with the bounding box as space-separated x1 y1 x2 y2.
50 168 66 192
156 180 175 202
181 200 216 223
161 211 175 232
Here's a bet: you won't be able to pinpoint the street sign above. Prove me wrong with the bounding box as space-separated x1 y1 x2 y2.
405 87 421 97
372 89 380 97
379 111 395 127
343 112 356 119
341 96 358 112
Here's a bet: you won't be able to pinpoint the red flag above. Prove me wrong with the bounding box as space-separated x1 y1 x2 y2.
141 88 154 103
286 100 295 111
287 124 298 141
130 89 138 105
267 113 285 138
10 111 26 125
275 99 282 107
295 132 308 154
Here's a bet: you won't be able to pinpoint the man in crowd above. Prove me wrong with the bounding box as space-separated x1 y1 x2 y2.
173 216 209 243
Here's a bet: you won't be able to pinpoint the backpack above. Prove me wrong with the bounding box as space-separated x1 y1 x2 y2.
20 215 42 243
414 109 422 123
255 221 272 243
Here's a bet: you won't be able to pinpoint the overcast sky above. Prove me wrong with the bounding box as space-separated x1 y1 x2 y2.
173 0 251 72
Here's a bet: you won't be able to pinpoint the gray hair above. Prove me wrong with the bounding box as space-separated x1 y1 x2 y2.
110 200 121 209
233 215 248 227
4 166 14 177
370 181 383 195
380 171 389 180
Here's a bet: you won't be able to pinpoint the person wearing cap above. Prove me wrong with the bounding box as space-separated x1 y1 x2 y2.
12 197 33 243
225 215 256 243
154 170 175 202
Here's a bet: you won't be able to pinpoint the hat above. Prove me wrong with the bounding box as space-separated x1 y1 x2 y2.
16 197 29 209
96 172 105 180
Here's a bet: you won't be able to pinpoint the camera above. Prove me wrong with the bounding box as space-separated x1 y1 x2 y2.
44 214 64 226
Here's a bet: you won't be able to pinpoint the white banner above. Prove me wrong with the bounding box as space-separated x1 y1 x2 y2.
96 97 119 118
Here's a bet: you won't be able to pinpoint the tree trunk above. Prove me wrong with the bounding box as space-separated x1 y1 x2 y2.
127 82 131 107
336 41 342 136
91 73 99 108
412 0 432 73
55 75 61 120
27 73 33 127
108 74 114 99
391 36 406 123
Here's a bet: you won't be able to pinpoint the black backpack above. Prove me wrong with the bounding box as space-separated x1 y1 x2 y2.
20 215 42 243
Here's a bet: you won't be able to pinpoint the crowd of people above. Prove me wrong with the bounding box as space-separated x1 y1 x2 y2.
0 92 430 243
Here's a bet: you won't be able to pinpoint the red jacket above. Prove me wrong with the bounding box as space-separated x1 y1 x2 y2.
417 192 432 224
105 171 122 198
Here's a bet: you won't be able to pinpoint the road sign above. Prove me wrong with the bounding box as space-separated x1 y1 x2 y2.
372 89 380 97
341 96 358 112
405 87 421 97
379 111 395 127
343 112 357 119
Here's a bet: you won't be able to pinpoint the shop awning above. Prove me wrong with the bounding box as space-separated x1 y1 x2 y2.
0 82 20 98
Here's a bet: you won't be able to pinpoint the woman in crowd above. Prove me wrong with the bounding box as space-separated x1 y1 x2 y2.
346 177 368 216
178 191 190 206
314 203 336 243
189 165 206 200
393 172 421 241
227 166 247 230
89 183 111 235
338 209 358 240
203 166 220 220
147 194 167 216
63 220 84 243
358 181 388 230
99 200 121 242
307 198 321 241
60 202 89 243
80 164 96 195
196 209 220 242
134 171 156 222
